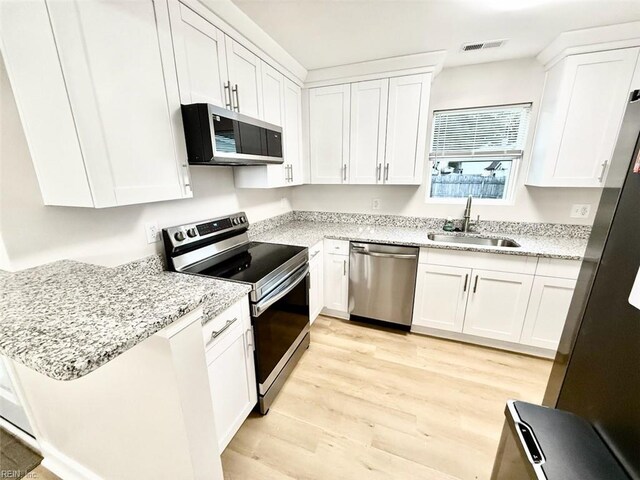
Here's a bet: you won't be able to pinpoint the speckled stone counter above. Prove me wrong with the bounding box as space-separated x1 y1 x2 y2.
251 221 588 260
0 259 251 381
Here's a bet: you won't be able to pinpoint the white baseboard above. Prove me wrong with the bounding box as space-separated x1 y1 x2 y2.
410 325 555 359
0 416 40 453
320 308 350 320
39 441 102 480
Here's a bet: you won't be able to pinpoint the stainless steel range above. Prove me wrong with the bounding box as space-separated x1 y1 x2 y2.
163 212 310 414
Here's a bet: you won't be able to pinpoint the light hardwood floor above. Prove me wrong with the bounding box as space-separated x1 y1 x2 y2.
221 315 552 480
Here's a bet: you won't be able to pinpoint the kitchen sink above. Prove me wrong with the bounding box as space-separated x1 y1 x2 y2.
427 234 521 248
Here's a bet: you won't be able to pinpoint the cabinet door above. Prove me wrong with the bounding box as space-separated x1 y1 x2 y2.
226 38 263 118
261 63 285 126
384 73 431 185
349 79 389 184
206 308 256 451
520 277 576 350
46 0 191 207
169 1 229 107
309 85 351 184
309 247 324 323
463 270 534 342
529 48 639 187
412 264 471 333
323 253 349 313
283 78 304 186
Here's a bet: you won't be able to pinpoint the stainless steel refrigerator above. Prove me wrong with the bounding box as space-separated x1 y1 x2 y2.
492 89 640 480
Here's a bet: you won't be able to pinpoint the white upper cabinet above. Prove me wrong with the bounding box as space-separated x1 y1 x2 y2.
309 85 351 184
0 0 191 208
349 79 389 184
261 63 285 126
283 78 304 186
527 48 640 188
169 2 229 107
225 39 263 119
384 73 430 185
307 73 431 185
234 70 304 189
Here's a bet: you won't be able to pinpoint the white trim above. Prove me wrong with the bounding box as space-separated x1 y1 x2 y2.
0 416 39 453
185 0 307 85
320 308 350 320
409 324 555 359
304 51 446 88
39 441 103 480
537 21 640 70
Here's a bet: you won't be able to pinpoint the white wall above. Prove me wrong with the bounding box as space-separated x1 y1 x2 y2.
292 58 602 224
0 58 292 271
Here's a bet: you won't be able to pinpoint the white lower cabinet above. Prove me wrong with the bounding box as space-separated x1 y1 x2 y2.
323 240 349 314
520 276 576 350
204 298 256 452
462 270 534 343
412 264 471 332
309 241 324 323
412 248 578 354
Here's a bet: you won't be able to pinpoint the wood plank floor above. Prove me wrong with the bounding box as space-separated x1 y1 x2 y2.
221 315 553 480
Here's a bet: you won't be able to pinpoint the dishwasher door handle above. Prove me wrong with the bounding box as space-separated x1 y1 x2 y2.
352 250 417 260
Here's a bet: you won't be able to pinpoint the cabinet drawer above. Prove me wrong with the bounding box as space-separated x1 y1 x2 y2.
309 240 324 263
535 258 582 279
202 300 244 351
420 248 537 275
325 239 349 255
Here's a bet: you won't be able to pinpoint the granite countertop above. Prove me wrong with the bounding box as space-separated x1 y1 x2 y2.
0 259 251 381
251 221 588 260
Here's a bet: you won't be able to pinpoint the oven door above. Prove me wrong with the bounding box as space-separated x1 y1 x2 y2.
251 264 310 395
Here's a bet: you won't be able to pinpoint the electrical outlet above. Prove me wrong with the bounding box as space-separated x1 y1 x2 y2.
570 204 591 219
145 221 161 244
372 198 381 210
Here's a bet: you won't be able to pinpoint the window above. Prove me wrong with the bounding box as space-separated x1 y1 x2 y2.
428 104 532 202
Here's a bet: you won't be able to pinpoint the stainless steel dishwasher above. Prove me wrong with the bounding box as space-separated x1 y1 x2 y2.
349 242 419 326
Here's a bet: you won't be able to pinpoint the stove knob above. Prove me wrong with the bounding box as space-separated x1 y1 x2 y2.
232 218 238 225
186 228 197 238
240 216 246 223
174 231 185 242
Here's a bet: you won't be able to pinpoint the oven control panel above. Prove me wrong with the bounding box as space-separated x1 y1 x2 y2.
163 212 248 247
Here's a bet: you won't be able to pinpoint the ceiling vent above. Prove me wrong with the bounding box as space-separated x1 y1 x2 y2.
461 39 506 52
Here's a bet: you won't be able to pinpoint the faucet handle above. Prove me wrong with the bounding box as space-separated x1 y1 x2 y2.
468 214 481 232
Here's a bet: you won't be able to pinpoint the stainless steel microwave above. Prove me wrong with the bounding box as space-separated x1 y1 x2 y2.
181 103 283 166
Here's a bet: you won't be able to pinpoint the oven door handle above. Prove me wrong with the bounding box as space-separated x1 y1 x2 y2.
252 265 310 317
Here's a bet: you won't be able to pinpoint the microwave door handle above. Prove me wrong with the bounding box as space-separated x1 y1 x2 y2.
252 265 309 317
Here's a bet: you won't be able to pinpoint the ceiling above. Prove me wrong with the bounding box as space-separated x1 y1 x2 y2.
231 0 640 70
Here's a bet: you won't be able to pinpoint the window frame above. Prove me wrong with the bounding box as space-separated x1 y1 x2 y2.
425 103 532 205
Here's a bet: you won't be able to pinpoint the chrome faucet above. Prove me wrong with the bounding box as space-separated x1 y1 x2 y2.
461 195 480 232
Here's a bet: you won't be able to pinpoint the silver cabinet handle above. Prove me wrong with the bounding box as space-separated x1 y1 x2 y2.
310 250 320 259
463 274 468 292
210 317 237 342
384 164 389 181
342 164 347 181
343 259 347 276
289 164 294 183
376 163 382 181
223 81 232 109
246 327 255 351
598 160 608 183
232 84 240 112
473 275 479 294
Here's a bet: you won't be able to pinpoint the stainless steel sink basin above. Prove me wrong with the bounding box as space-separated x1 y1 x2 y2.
427 234 520 248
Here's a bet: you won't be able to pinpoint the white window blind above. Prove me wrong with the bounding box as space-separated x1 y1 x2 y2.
431 104 532 158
